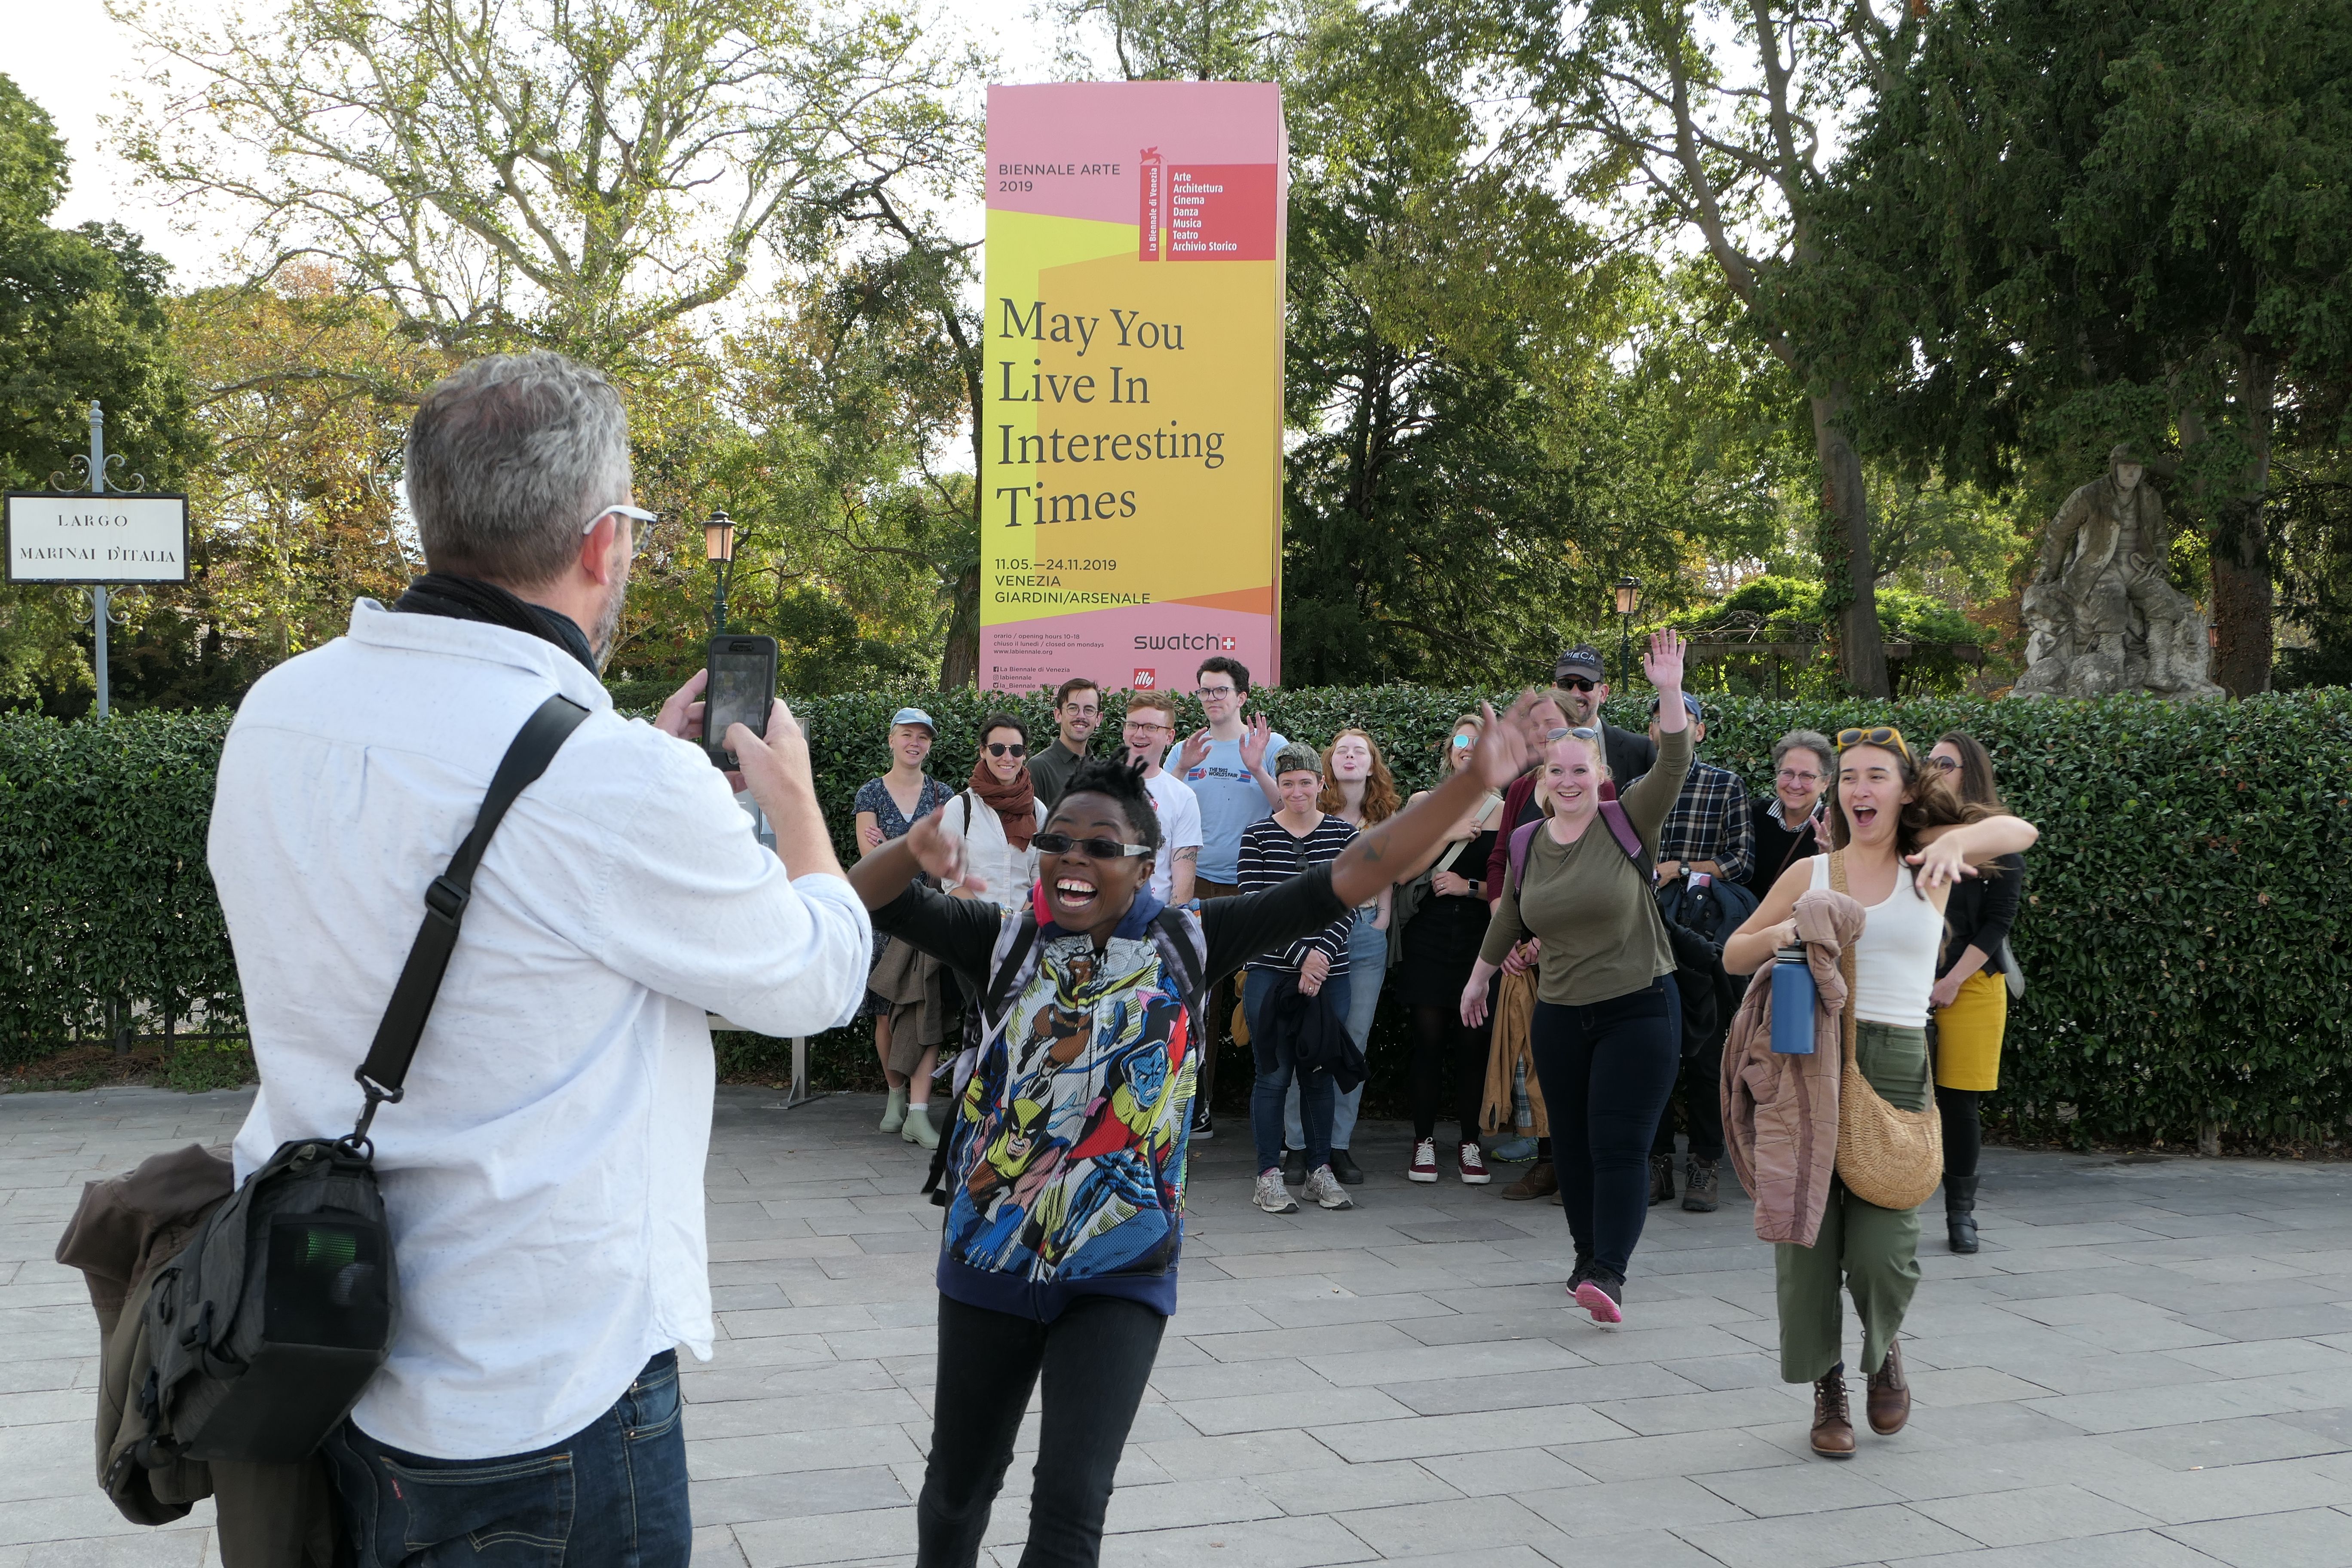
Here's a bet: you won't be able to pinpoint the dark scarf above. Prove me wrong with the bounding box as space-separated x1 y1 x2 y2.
967 757 1039 851
391 573 597 674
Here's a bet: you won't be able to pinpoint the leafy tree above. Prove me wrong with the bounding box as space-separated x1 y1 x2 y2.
1792 0 2352 696
112 0 978 365
0 75 197 708
1528 0 1914 696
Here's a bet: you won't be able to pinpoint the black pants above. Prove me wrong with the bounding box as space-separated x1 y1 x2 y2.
1529 980 1678 1279
1410 1004 1489 1142
919 1293 1167 1568
1650 1030 1726 1162
1939 1085 1983 1180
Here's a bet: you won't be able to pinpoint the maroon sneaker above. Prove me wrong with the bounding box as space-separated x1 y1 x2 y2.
1408 1139 1439 1183
1458 1142 1491 1185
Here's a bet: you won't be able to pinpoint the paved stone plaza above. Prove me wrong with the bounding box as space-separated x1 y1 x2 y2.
3 1085 2350 1566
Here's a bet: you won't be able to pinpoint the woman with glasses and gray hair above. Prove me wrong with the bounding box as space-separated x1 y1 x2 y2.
1745 730 1837 900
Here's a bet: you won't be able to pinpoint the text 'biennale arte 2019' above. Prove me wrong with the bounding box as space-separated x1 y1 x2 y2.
981 81 1288 695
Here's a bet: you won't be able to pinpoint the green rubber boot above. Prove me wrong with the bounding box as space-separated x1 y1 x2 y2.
903 1102 940 1149
879 1085 908 1133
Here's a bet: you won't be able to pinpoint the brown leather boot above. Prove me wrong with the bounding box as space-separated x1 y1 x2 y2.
1866 1340 1911 1435
1811 1366 1856 1458
1500 1160 1556 1201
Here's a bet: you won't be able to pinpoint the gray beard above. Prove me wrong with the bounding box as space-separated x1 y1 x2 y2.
586 578 625 672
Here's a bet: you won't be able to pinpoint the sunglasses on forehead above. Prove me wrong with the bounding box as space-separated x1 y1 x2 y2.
1835 725 1914 763
1035 831 1153 860
1546 725 1602 742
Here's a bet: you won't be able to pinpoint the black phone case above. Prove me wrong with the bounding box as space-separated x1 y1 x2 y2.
704 635 779 768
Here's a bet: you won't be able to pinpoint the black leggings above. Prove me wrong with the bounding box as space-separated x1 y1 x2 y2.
1410 1005 1490 1142
919 1292 1166 1568
1939 1085 1983 1181
1528 980 1678 1280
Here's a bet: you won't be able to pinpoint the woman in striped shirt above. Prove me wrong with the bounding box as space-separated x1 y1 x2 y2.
1238 743 1360 1213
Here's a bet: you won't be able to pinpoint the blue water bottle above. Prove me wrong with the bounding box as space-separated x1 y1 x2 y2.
1770 944 1816 1055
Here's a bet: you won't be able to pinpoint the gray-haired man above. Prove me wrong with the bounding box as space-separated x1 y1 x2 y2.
210 352 871 1562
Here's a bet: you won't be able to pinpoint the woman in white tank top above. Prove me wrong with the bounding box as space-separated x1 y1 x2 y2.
1725 728 2038 1460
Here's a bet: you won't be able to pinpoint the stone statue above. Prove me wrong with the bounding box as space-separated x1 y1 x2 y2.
2014 445 2223 700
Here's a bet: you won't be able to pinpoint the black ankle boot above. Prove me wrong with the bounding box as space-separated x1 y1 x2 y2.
1945 1175 1979 1254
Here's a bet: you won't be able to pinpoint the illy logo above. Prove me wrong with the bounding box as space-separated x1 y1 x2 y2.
1132 668 1158 689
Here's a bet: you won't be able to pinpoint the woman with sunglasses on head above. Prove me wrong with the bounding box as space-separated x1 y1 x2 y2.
1723 726 2037 1457
847 705 1537 1568
938 714 1050 914
1392 715 1506 1183
1461 630 1695 1327
856 707 957 1148
1923 732 2024 1255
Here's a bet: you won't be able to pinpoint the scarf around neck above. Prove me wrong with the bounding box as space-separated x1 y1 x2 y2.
968 757 1039 850
392 572 598 674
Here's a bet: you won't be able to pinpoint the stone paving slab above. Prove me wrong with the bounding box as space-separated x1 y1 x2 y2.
3 1084 2349 1564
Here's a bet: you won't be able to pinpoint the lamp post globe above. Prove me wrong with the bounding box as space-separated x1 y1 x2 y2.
704 508 736 633
1613 576 1643 690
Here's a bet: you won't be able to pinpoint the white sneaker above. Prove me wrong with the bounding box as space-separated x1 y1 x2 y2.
1304 1164 1356 1211
1458 1142 1492 1185
1408 1139 1439 1182
1253 1169 1298 1214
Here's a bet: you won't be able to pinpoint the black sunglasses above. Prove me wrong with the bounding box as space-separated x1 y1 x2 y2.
986 742 1027 758
1035 832 1153 860
1555 676 1599 692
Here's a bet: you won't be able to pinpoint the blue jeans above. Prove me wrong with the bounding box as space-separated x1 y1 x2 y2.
1246 967 1351 1173
1285 911 1384 1151
323 1350 689 1567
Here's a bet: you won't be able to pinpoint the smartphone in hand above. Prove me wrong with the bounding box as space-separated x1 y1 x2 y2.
703 634 779 769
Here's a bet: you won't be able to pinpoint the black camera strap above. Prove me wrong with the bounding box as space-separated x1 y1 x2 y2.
348 693 591 1148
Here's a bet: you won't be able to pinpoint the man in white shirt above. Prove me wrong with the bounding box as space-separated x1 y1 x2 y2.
1175 655 1284 1139
1120 691 1202 906
208 352 870 1563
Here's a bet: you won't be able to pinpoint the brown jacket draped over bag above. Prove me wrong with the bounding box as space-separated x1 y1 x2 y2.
1720 886 1864 1247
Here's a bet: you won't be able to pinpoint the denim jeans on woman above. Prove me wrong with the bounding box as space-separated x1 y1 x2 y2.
1528 977 1679 1279
322 1350 689 1567
918 1293 1167 1568
1283 909 1383 1152
1246 966 1352 1173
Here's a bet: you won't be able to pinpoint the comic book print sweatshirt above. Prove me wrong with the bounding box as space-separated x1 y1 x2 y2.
870 867 1348 1320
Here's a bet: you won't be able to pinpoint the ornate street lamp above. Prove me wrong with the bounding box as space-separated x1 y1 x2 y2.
704 508 737 633
1613 576 1643 690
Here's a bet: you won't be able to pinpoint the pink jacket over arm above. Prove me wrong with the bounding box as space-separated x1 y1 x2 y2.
1721 886 1866 1247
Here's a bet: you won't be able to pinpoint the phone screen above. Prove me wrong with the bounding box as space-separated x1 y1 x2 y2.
704 637 777 767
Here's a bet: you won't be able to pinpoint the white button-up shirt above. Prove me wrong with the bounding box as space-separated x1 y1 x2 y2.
211 600 870 1458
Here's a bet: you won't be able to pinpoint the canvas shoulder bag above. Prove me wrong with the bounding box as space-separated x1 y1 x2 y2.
1827 851 1944 1211
135 694 589 1465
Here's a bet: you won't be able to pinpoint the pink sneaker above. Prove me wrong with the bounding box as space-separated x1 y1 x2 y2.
1458 1142 1491 1185
1408 1139 1439 1182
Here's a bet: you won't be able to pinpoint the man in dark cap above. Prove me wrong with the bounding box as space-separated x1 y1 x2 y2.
1552 645 1656 783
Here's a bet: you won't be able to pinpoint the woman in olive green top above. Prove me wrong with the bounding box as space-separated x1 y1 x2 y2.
1463 629 1692 1325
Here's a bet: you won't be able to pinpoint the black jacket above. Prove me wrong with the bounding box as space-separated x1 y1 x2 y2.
1256 968 1365 1094
1941 852 2025 978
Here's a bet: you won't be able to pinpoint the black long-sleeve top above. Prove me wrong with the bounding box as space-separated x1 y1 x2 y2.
1939 851 2025 978
868 862 1351 993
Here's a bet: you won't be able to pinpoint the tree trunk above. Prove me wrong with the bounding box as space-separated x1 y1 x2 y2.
938 560 980 689
2206 355 2275 698
1810 387 1890 698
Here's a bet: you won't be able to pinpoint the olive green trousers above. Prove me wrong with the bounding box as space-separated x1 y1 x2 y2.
1775 1020 1931 1383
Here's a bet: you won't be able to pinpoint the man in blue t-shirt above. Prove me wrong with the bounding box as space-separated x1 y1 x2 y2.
1175 655 1284 1141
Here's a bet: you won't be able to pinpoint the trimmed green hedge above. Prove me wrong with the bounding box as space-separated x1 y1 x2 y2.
6 686 2348 1150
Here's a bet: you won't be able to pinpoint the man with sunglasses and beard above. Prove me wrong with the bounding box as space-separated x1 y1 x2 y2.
850 702 1539 1567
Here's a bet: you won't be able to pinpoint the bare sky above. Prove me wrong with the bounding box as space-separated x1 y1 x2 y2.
11 0 1065 285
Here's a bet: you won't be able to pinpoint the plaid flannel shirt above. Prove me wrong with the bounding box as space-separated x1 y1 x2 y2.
1654 757 1755 885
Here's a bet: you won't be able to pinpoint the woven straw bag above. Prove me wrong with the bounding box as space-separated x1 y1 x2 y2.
1828 853 1943 1210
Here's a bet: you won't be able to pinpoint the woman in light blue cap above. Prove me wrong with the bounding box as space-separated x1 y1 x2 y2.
854 707 955 1145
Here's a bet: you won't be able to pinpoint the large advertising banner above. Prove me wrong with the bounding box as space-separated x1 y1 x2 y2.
981 82 1286 695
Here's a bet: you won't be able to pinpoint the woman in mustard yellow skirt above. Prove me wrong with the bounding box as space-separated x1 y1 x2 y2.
1926 733 2024 1254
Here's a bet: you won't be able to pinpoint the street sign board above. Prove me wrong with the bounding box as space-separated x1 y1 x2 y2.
5 492 190 584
